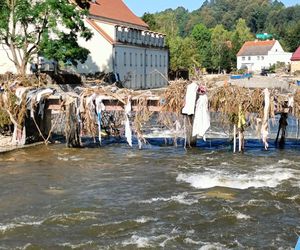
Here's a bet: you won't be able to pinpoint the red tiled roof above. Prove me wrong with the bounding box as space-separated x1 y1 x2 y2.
291 46 300 61
89 0 149 29
237 40 276 56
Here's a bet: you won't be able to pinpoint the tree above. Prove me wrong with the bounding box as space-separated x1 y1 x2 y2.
141 12 157 31
191 23 212 70
168 36 200 75
285 20 300 52
210 25 232 73
0 0 92 76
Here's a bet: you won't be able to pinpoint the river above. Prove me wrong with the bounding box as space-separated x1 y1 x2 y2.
0 137 299 249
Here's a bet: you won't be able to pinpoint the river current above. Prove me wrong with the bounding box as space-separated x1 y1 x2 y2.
0 138 300 249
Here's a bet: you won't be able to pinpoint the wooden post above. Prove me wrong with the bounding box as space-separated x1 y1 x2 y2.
186 115 197 147
65 102 81 148
233 124 236 153
297 119 299 140
238 130 242 152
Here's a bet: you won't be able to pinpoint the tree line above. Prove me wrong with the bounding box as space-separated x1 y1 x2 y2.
142 0 300 74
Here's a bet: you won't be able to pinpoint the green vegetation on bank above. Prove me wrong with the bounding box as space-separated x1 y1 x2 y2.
142 0 300 73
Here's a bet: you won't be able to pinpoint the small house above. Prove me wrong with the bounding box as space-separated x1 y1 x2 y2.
291 46 300 74
237 40 292 72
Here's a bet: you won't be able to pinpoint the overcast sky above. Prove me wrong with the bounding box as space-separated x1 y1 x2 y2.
124 0 299 16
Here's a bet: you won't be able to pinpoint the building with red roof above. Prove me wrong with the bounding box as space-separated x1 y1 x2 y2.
75 0 168 89
291 46 300 73
237 40 292 72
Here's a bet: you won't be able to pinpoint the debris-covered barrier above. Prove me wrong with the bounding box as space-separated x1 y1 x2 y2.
0 75 299 152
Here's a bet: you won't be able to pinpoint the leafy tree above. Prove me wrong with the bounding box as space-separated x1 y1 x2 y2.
285 20 300 52
141 12 158 31
168 36 200 74
0 0 92 76
191 23 212 70
210 25 232 72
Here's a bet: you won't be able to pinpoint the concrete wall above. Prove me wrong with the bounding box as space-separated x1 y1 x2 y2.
114 45 168 89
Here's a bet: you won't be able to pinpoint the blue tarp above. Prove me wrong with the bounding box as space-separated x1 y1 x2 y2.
230 73 253 80
295 237 300 250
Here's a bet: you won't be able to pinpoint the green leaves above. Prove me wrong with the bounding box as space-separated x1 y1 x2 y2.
0 0 92 75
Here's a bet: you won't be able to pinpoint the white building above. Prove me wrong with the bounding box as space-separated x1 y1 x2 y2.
75 0 169 89
0 0 169 89
237 40 292 72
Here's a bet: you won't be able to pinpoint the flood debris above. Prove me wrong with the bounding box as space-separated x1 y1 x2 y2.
0 74 300 152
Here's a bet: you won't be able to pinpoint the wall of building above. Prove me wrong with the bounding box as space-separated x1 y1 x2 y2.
0 47 16 74
237 52 292 72
75 19 113 74
96 21 116 41
114 45 168 89
291 61 300 73
0 47 31 74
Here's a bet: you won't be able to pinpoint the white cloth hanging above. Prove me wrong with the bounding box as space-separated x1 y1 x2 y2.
124 98 132 147
182 82 198 115
261 88 270 150
95 96 105 145
192 94 210 141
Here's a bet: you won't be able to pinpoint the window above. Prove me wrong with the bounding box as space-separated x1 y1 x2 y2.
257 56 260 60
261 56 264 60
130 52 132 67
242 57 245 61
145 54 148 66
155 55 157 67
248 56 251 61
159 55 162 67
115 51 117 66
150 54 153 67
124 52 126 66
135 53 137 67
140 53 143 67
164 55 166 66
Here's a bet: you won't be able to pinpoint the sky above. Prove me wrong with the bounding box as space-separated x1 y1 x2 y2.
124 0 299 17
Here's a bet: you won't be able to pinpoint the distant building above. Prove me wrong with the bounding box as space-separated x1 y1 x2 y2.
75 0 169 89
237 40 292 72
291 46 300 74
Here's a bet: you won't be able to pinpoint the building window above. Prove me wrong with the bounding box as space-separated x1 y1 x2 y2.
164 55 166 66
248 56 251 61
257 56 260 60
135 53 137 67
159 55 162 67
115 51 117 66
155 55 157 67
145 54 148 66
130 52 132 67
242 57 245 61
124 52 126 66
261 56 264 60
140 53 143 67
150 54 153 67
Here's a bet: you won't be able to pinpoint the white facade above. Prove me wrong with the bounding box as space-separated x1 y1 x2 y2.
237 40 292 72
0 46 31 74
76 19 168 89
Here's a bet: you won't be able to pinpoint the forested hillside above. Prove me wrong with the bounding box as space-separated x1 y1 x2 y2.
142 0 300 73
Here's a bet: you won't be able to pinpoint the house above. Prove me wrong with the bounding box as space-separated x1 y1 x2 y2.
237 40 292 72
291 46 300 74
75 0 169 89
